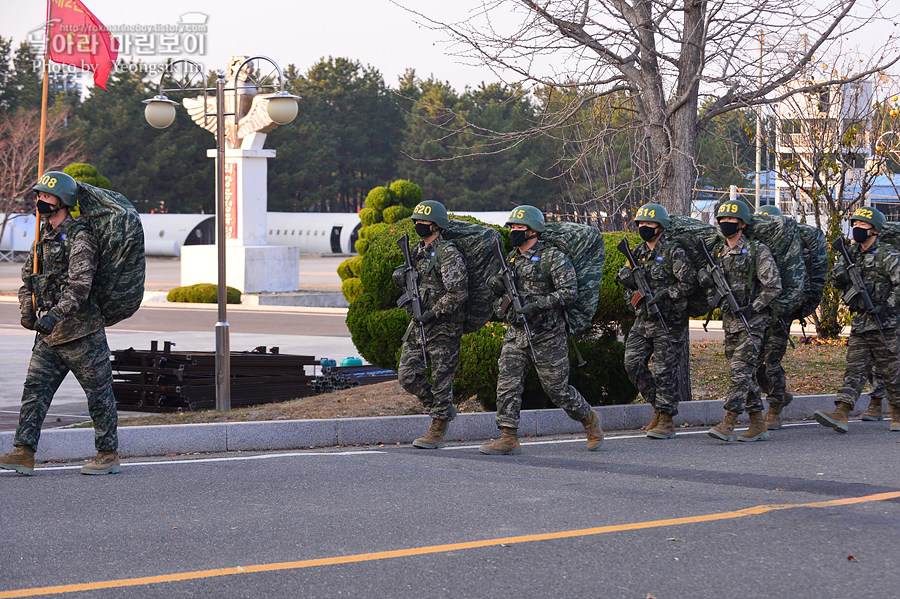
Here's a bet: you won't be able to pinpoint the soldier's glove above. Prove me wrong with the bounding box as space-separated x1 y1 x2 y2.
413 310 436 325
734 305 755 320
391 265 407 288
34 311 61 335
21 308 36 331
646 289 670 307
486 275 506 296
697 268 713 289
846 294 865 312
616 266 636 290
869 304 887 319
515 302 542 319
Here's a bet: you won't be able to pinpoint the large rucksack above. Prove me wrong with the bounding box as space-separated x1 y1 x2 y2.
744 214 807 317
796 222 827 320
666 215 720 317
880 221 900 249
539 221 605 335
440 219 503 334
73 182 146 326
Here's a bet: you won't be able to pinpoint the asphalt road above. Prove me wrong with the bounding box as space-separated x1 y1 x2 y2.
2 422 898 598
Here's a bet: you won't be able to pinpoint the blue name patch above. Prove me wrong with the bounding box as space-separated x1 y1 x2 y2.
430 251 435 257
530 255 540 262
656 256 663 262
741 248 748 254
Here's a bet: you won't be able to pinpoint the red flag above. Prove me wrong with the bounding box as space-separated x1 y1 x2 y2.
46 0 118 89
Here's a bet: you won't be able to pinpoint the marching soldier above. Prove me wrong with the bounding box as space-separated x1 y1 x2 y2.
699 200 782 442
392 201 468 449
617 203 697 439
0 171 120 475
813 207 900 433
481 205 602 454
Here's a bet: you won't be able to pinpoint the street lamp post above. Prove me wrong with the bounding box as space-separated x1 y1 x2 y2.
143 57 298 411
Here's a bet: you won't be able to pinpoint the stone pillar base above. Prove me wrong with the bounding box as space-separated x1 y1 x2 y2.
180 245 300 293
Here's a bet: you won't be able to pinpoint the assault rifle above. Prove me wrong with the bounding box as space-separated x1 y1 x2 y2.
697 239 760 352
396 234 429 367
615 238 675 351
778 316 796 350
833 236 890 350
493 238 538 362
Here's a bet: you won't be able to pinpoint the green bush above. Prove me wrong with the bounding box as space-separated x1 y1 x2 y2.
167 284 241 304
64 163 110 189
361 219 415 309
337 256 361 281
359 207 381 227
364 186 396 212
341 277 364 303
389 179 423 209
383 204 413 224
452 322 507 406
596 231 640 336
354 237 369 255
346 293 410 369
359 222 390 240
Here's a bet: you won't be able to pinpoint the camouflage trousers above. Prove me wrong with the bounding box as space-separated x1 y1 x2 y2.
756 321 791 406
835 328 900 409
15 330 118 451
722 313 768 414
495 331 591 429
624 319 689 416
397 321 462 421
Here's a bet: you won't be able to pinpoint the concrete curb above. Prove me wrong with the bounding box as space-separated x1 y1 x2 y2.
0 394 868 463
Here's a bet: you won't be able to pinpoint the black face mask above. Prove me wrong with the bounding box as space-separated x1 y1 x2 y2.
415 222 434 239
719 221 741 238
638 225 660 242
510 230 530 247
852 226 872 244
37 199 60 215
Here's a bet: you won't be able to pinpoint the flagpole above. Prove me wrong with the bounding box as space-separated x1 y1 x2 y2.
33 2 52 309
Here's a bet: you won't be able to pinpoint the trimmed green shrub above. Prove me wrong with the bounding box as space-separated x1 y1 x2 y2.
359 222 390 240
596 231 640 336
64 163 110 189
383 204 413 224
337 257 354 281
346 292 410 369
452 322 507 406
341 277 364 303
345 255 363 277
364 186 396 212
360 219 415 309
390 179 423 209
359 207 381 227
167 284 241 304
354 237 369 255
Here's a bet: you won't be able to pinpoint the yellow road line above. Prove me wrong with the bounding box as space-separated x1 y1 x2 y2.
2 490 898 599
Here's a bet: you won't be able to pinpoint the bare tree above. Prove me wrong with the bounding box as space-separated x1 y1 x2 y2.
0 107 82 254
401 0 900 216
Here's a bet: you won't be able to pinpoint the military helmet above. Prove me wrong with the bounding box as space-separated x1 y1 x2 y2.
33 171 78 208
716 199 753 225
633 203 671 229
756 205 782 216
411 200 449 229
849 206 887 233
505 205 545 233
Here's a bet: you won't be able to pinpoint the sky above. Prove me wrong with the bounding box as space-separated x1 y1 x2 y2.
0 0 497 92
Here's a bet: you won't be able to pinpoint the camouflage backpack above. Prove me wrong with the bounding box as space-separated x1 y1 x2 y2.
439 219 503 334
745 214 807 317
796 222 827 320
73 182 146 326
880 221 900 249
539 221 606 335
665 215 720 317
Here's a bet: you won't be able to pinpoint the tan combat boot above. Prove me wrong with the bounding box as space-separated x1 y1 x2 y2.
412 419 450 449
708 411 739 442
738 411 770 442
643 410 660 432
860 397 884 421
479 427 521 455
765 404 783 430
813 403 852 434
647 412 676 439
0 445 36 476
81 450 121 475
581 411 604 450
890 404 900 432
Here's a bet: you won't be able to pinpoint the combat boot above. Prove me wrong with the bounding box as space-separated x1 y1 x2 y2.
413 418 449 449
581 411 604 450
764 403 783 430
479 427 521 455
738 411 770 442
643 410 660 432
708 411 739 442
890 404 900 432
813 403 852 434
81 450 121 475
860 397 884 421
647 412 676 439
0 445 35 476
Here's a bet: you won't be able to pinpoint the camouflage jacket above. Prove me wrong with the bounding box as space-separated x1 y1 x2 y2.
717 235 782 334
19 215 104 345
832 237 900 333
410 234 468 325
620 235 697 330
501 241 576 344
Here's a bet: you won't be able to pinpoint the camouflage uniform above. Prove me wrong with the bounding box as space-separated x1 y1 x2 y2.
830 238 900 410
495 241 591 428
15 215 118 451
717 236 782 414
620 236 697 415
756 321 791 408
396 234 468 421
